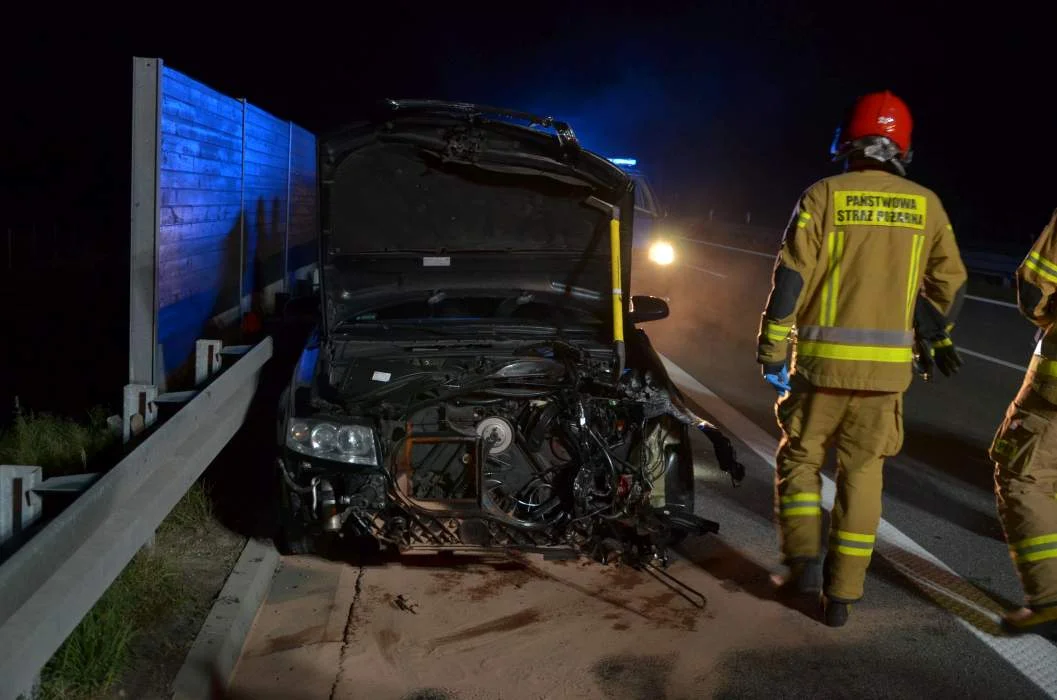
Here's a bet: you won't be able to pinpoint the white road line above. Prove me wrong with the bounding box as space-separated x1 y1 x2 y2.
967 294 1019 309
678 237 775 259
961 348 1028 372
682 262 727 278
659 353 1057 698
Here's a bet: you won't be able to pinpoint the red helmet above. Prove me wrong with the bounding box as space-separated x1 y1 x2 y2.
830 90 914 171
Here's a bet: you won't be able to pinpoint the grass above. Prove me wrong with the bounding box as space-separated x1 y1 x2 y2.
0 405 222 699
160 481 216 536
38 549 185 700
34 481 218 700
0 404 116 478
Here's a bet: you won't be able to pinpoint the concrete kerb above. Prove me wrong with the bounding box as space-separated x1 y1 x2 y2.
171 537 280 700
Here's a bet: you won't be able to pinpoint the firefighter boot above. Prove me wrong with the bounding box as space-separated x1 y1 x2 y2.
774 558 823 597
823 596 852 628
1001 604 1057 639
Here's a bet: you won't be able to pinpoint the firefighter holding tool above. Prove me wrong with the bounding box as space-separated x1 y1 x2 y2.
989 208 1057 640
755 90 968 627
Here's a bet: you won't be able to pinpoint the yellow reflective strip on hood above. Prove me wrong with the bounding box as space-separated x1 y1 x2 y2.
797 340 913 363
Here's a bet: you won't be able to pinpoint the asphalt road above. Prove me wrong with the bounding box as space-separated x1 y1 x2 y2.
226 232 1057 699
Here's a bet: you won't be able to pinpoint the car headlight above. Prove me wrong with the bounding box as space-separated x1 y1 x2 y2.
648 240 675 265
286 418 378 465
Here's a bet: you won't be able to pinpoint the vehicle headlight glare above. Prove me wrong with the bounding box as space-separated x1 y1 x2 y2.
311 424 337 451
648 240 675 266
337 425 371 456
287 419 377 465
289 421 311 443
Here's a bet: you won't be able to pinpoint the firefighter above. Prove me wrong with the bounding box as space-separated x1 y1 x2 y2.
755 90 968 627
989 208 1057 639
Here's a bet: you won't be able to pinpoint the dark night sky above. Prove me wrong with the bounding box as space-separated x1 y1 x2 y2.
3 3 1056 256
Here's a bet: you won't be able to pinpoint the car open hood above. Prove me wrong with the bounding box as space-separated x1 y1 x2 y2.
318 100 636 330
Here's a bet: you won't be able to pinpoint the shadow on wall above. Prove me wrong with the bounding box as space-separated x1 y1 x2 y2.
160 211 244 392
161 194 294 393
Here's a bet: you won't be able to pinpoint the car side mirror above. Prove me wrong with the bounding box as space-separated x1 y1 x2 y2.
628 295 669 324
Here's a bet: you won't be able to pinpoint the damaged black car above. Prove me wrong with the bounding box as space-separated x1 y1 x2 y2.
274 100 744 569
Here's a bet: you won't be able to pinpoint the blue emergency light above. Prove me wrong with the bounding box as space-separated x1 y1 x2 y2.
608 157 638 167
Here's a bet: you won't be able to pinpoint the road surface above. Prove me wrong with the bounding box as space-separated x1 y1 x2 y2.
227 230 1057 699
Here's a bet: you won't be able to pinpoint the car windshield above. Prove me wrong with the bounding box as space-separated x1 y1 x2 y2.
337 295 604 327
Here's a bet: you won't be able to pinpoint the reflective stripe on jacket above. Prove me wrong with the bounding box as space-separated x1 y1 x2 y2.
1016 209 1057 404
757 168 968 392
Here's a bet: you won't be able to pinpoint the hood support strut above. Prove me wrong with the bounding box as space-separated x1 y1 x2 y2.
609 204 626 379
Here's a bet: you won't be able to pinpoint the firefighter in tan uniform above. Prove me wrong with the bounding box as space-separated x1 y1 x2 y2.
989 209 1057 639
755 91 968 627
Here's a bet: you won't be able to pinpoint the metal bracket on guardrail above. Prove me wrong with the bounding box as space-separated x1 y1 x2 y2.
0 466 42 560
195 339 223 386
122 384 158 444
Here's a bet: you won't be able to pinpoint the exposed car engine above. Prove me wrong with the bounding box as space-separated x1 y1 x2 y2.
279 339 745 570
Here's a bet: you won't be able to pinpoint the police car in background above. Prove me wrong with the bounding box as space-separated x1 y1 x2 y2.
609 158 678 297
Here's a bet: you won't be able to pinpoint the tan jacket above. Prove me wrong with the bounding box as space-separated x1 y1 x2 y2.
757 168 968 393
1015 209 1057 404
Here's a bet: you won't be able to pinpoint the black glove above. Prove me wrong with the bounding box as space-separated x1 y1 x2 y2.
930 337 963 377
912 295 962 379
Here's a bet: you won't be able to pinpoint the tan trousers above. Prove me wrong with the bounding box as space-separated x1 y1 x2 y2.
774 375 904 602
989 382 1057 609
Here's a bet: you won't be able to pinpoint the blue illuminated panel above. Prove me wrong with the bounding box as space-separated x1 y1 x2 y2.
156 66 318 387
288 124 318 289
158 67 245 383
243 104 291 305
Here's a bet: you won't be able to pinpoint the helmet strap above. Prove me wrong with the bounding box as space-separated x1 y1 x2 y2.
834 136 910 175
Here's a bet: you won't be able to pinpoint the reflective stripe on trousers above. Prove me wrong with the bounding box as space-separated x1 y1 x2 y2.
780 492 822 517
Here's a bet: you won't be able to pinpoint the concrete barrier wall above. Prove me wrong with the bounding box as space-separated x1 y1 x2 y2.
131 58 318 391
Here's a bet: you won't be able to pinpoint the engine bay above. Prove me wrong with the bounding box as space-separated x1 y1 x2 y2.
280 337 746 568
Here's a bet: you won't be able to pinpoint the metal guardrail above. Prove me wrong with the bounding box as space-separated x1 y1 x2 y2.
0 337 273 700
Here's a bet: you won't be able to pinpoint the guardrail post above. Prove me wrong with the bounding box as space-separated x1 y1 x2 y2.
122 384 158 444
0 466 43 558
123 384 159 551
195 340 223 386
